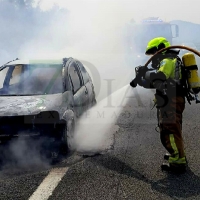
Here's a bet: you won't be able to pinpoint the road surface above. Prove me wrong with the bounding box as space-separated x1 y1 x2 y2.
1 88 200 200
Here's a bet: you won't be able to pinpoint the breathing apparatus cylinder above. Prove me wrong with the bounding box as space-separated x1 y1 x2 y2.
182 53 200 94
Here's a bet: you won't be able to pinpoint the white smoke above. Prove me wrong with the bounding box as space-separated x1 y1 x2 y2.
0 136 51 171
73 85 130 154
1 0 199 158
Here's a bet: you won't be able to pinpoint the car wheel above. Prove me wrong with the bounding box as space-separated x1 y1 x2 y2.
61 118 75 153
91 96 97 107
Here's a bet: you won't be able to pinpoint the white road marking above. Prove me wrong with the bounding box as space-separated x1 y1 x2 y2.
29 167 69 200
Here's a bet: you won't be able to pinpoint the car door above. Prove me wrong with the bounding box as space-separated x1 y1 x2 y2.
68 61 89 117
76 60 95 106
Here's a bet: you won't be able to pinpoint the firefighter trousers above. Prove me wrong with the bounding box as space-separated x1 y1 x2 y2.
157 96 187 166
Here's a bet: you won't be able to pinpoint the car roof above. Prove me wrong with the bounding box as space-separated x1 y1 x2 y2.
6 59 64 66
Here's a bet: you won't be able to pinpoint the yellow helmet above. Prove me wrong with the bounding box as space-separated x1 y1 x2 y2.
145 37 170 55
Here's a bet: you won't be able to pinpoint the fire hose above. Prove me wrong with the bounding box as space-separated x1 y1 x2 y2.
144 45 200 67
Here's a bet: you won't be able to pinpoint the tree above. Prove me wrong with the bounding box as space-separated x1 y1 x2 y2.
0 0 36 8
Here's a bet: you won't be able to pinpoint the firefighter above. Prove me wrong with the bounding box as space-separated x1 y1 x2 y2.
130 37 187 173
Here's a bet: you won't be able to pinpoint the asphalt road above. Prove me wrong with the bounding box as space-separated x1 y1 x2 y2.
1 88 200 200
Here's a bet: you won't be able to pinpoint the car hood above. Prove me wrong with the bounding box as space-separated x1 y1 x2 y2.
0 93 70 116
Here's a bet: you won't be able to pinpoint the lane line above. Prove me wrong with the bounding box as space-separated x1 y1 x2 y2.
29 167 69 200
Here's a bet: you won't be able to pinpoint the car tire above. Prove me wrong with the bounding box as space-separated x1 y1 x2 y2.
91 96 97 107
60 118 75 154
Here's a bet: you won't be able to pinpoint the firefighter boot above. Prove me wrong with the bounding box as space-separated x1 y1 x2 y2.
161 163 187 174
164 154 188 163
164 153 171 160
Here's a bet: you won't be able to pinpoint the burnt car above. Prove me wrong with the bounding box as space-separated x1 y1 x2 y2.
0 57 96 152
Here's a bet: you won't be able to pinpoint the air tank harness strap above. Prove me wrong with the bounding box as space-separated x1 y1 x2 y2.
185 65 198 70
174 56 194 104
175 57 181 81
167 57 182 87
183 65 198 104
181 64 194 104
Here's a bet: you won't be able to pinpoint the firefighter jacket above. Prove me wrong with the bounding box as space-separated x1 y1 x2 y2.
151 56 185 108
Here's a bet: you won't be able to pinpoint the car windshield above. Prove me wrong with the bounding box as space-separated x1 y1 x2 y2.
0 64 63 95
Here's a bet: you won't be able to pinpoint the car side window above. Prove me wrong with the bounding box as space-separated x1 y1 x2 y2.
0 67 9 89
76 61 90 84
69 63 82 94
9 65 23 85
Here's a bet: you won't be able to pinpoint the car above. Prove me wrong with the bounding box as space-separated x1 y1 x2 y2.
0 57 96 153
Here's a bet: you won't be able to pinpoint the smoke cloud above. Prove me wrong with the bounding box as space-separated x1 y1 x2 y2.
72 85 130 155
1 0 200 158
0 136 51 172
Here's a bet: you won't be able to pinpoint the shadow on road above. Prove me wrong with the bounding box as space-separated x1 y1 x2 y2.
91 154 151 183
91 154 200 199
151 167 200 199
